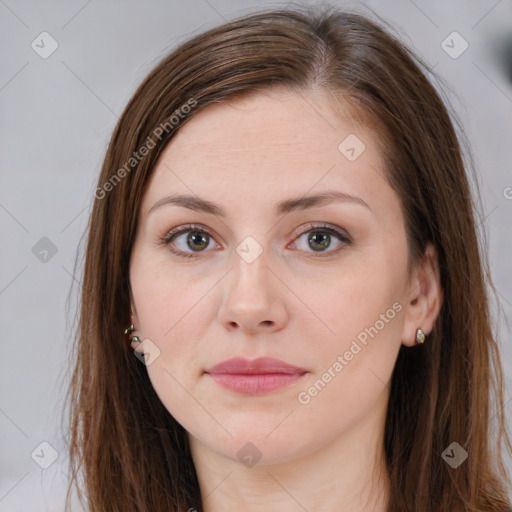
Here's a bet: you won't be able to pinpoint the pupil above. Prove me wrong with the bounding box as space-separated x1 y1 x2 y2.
188 232 208 251
309 232 330 251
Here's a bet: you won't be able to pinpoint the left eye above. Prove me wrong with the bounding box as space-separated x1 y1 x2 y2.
162 223 350 259
289 224 351 256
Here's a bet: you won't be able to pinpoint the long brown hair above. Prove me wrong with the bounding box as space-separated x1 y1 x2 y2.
64 4 512 511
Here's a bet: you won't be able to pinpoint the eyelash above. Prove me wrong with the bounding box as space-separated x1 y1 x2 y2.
160 222 352 259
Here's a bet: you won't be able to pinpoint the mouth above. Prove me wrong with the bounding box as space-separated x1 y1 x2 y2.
204 357 308 395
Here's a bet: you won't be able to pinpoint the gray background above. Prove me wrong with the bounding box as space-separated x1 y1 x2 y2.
1 0 511 510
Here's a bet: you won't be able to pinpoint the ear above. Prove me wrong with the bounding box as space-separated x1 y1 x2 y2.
401 241 444 347
129 300 144 354
130 309 137 327
128 284 137 323
128 282 139 330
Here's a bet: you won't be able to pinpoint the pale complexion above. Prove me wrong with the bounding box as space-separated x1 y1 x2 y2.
129 87 443 512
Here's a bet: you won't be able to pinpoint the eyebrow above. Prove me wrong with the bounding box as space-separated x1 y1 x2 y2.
148 190 371 217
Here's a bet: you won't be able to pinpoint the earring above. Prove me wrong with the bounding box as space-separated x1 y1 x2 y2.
124 324 140 345
416 328 425 344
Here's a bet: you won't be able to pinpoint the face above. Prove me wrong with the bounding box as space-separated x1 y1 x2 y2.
129 87 417 465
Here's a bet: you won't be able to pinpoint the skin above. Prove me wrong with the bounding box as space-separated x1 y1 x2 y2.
129 87 443 512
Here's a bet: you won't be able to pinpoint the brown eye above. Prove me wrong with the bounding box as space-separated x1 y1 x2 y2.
308 231 332 251
290 224 351 257
183 231 210 252
163 224 218 258
162 222 351 260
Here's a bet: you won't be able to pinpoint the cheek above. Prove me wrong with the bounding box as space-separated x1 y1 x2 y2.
314 285 403 380
298 256 406 402
130 259 212 420
311 267 397 344
130 254 222 394
131 248 208 337
295 289 403 440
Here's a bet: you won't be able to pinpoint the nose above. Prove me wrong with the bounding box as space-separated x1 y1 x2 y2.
217 249 289 335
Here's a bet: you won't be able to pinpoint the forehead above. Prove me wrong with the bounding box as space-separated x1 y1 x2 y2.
142 88 392 218
164 88 369 164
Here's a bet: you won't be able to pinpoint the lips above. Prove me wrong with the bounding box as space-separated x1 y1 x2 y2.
204 357 307 395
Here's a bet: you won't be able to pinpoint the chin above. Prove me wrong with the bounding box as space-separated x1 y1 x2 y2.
190 424 322 468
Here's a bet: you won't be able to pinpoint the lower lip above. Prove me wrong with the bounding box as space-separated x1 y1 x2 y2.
207 373 305 394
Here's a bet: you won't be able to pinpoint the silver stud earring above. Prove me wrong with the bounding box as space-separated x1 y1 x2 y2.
416 328 425 344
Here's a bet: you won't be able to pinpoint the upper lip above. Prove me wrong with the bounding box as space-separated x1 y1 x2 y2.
205 357 307 375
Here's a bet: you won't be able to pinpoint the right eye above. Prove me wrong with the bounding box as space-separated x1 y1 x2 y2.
162 224 221 259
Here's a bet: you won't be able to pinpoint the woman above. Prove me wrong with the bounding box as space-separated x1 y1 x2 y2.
65 4 512 511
